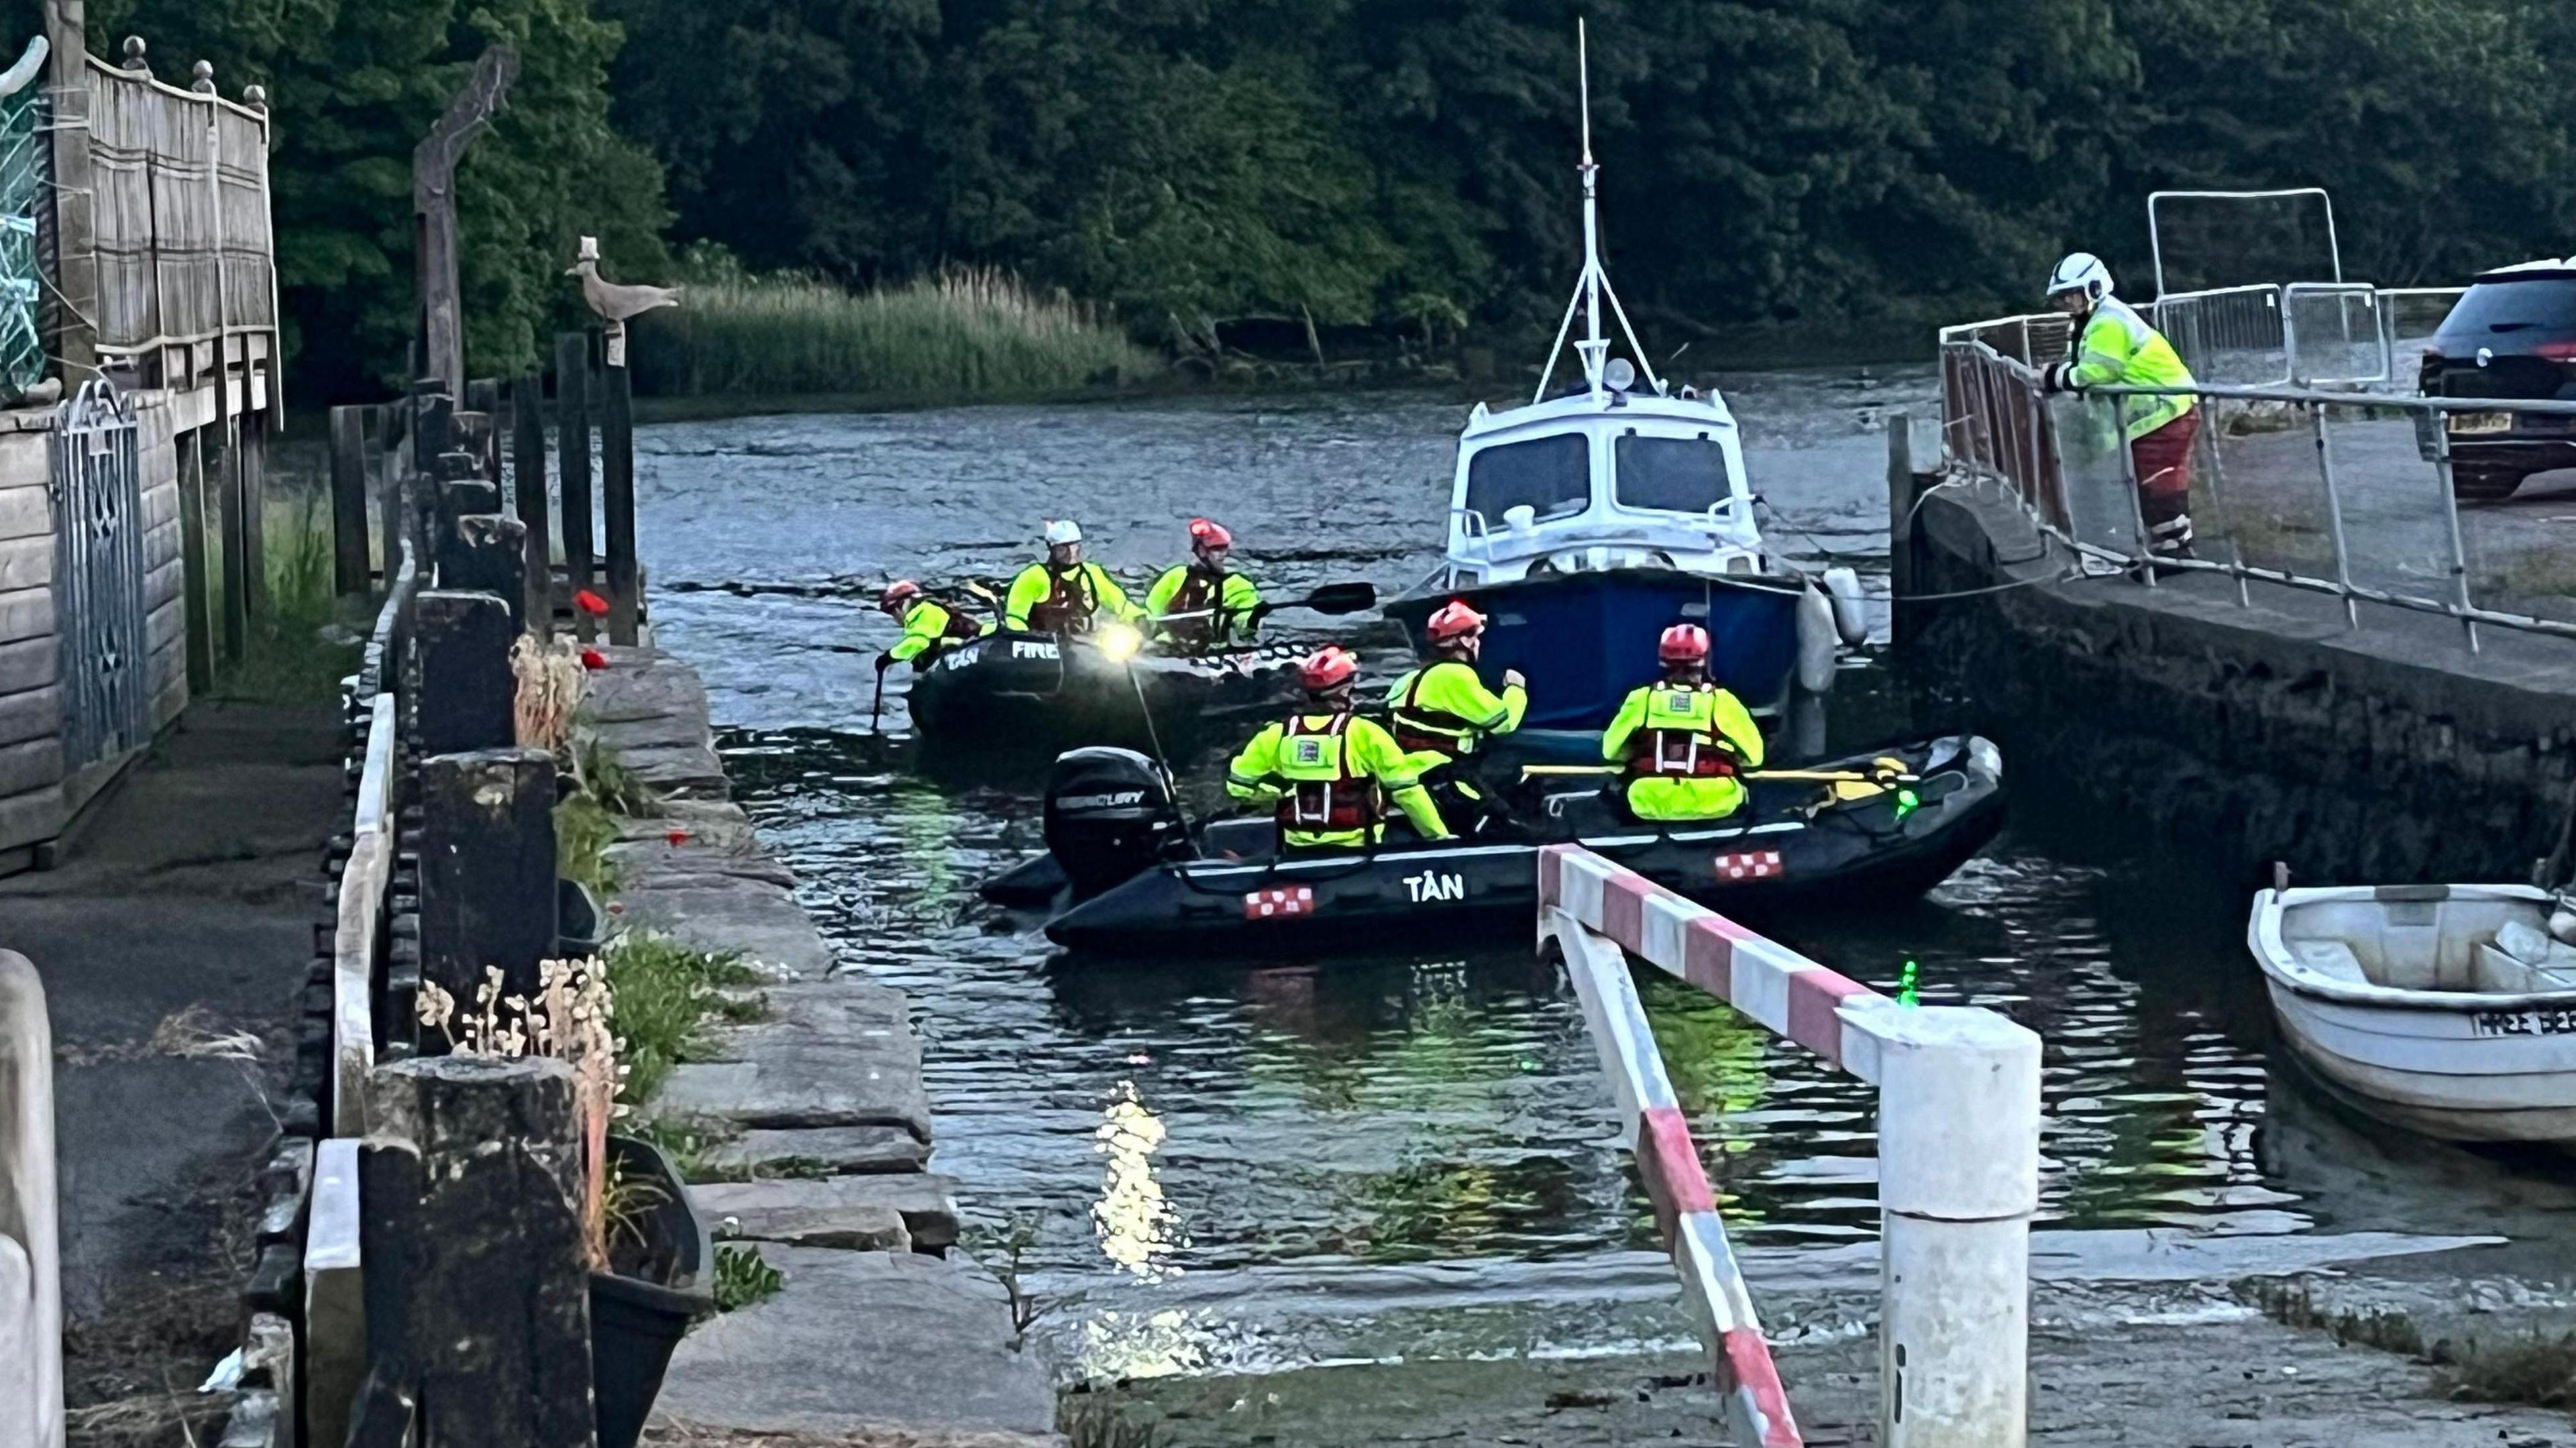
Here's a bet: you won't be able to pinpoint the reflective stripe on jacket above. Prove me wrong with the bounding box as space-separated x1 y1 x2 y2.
2068 298 2198 442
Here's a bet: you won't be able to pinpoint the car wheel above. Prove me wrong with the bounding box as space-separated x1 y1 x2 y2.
2452 467 2528 502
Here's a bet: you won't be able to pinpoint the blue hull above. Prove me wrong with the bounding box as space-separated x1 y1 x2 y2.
1387 569 1805 730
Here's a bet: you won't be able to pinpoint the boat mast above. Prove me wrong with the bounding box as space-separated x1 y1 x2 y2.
1533 18 1665 406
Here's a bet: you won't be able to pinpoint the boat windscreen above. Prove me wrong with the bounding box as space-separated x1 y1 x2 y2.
1464 434 1591 526
1614 433 1730 512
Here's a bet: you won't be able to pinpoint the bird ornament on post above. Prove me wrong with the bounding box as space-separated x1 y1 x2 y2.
566 235 682 367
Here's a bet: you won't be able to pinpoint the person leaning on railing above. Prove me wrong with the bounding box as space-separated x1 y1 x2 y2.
2039 253 2200 559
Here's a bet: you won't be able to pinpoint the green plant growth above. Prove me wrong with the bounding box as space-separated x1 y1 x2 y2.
710 1242 784 1313
553 740 650 895
963 1209 1084 1345
215 489 362 707
604 932 763 1107
629 267 1155 401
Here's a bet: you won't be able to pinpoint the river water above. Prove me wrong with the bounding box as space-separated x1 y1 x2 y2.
635 372 2576 1384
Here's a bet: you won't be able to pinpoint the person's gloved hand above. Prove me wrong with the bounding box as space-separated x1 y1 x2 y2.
873 652 894 674
1502 668 1527 689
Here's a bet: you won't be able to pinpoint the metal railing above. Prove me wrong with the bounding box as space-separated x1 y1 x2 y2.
2149 284 2466 393
1939 325 2576 651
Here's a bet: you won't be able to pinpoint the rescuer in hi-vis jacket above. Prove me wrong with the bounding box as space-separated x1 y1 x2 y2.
1228 646 1450 850
1385 600 1525 836
1145 517 1263 651
1004 520 1145 634
1601 624 1766 822
873 580 988 673
2039 252 2201 559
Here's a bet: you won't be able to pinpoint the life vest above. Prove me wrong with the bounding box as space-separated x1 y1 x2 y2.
1028 565 1100 634
937 605 983 641
1275 712 1381 833
1391 662 1489 757
1625 683 1740 778
1159 566 1232 649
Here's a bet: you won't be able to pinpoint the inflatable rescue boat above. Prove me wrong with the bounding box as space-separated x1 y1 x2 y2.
981 735 2006 952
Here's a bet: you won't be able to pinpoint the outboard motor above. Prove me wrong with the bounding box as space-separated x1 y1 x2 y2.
1043 747 1185 899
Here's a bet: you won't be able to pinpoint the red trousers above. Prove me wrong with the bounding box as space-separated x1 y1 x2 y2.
2131 408 2198 501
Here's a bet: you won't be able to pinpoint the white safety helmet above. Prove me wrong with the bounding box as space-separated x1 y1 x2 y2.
1042 519 1083 547
2046 252 2113 305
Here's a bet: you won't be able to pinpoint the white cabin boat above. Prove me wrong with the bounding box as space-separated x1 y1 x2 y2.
2249 882 2576 1145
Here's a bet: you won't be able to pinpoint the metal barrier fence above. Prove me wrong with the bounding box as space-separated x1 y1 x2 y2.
2149 284 2464 394
1939 327 2576 649
1541 845 2042 1448
0 949 60 1448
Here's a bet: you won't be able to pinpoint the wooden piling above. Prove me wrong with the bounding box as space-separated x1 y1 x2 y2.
377 404 407 588
417 748 557 1008
512 372 551 639
443 514 529 635
331 406 372 599
555 334 595 641
411 590 515 757
1886 412 1917 651
360 1056 594 1448
218 424 246 663
240 414 267 618
600 357 637 645
179 431 214 691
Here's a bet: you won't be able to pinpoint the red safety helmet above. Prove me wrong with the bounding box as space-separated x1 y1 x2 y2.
1425 600 1487 644
1188 518 1233 551
879 580 923 613
1299 645 1360 692
1658 623 1711 664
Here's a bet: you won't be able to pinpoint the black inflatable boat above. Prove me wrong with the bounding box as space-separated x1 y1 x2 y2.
905 629 1301 757
981 735 2006 952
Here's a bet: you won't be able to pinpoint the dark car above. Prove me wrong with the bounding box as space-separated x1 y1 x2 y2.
2418 261 2576 500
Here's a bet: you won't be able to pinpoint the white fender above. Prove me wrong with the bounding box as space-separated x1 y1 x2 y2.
1823 566 1869 647
1795 585 1839 695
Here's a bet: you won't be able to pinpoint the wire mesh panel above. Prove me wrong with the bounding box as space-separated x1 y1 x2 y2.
2313 400 2461 604
2193 400 2341 583
2153 286 2286 387
2284 285 2388 387
0 51 46 402
49 380 150 770
2046 392 2147 557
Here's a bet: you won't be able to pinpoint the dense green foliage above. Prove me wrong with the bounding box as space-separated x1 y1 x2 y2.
18 0 2576 388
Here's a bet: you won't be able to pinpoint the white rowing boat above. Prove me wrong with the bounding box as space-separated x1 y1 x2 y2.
2249 881 2576 1146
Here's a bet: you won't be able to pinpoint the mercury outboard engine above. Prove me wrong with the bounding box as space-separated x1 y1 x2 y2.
1043 747 1185 899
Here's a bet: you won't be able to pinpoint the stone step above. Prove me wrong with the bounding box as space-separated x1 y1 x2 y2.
694 1125 933 1182
691 1175 961 1252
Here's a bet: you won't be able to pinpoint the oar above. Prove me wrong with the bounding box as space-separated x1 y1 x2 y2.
1520 764 1920 784
1157 581 1377 624
869 661 886 736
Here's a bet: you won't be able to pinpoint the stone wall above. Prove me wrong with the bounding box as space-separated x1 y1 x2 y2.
1905 476 2576 885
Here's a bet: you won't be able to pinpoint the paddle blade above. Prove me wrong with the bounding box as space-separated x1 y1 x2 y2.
1295 581 1377 615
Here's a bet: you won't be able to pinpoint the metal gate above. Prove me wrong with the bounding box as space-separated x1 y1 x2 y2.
50 379 148 769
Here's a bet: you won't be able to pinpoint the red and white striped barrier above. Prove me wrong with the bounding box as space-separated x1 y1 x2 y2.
1540 844 2041 1448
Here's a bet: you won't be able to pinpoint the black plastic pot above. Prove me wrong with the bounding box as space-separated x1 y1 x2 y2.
590 1134 713 1448
559 877 604 959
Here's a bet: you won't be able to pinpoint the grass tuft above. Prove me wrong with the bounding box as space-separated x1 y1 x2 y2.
605 932 765 1108
710 1243 786 1313
631 266 1158 401
217 489 362 707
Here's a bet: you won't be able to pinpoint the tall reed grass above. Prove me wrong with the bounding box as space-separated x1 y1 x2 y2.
631 267 1158 401
217 487 360 706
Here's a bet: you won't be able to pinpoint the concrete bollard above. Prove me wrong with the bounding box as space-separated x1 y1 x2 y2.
0 950 62 1448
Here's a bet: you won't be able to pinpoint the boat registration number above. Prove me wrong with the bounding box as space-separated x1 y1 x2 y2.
2448 411 2514 435
2470 1007 2576 1038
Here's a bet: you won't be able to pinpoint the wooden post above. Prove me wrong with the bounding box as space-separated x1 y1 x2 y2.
412 50 518 398
240 412 267 617
179 431 215 691
432 473 498 581
218 425 246 663
331 406 371 599
465 378 501 482
413 384 452 477
554 334 594 641
40 0 95 383
443 514 528 634
1886 412 1917 651
417 748 557 1009
411 590 515 757
512 372 550 639
359 1056 594 1448
599 356 637 645
377 405 407 589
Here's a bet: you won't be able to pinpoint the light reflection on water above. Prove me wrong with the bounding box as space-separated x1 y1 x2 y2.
639 383 2553 1380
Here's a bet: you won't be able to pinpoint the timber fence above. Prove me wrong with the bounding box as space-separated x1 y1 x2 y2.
1540 844 2043 1448
213 375 641 1448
